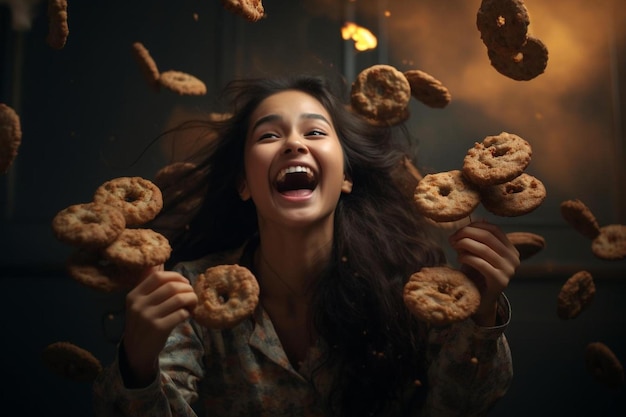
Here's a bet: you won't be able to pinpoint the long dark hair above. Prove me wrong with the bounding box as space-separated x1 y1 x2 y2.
153 75 446 416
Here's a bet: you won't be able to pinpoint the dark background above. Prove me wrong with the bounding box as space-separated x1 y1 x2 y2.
1 1 625 416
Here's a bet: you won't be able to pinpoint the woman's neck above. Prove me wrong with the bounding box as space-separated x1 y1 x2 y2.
255 222 333 301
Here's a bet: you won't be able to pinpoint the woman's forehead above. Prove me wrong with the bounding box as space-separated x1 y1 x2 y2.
251 90 330 120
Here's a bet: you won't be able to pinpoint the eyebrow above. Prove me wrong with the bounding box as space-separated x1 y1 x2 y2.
250 113 331 132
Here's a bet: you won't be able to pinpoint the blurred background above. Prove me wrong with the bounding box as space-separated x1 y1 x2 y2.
0 0 624 415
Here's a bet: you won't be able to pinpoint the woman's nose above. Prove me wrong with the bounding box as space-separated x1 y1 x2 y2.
283 135 308 154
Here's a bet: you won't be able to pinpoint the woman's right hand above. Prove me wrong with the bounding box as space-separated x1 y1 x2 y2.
121 266 198 387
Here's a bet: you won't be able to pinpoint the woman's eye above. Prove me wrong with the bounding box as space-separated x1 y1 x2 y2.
306 130 326 137
258 132 278 141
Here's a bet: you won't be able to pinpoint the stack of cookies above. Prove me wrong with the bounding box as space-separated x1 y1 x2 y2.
476 0 549 81
51 176 171 292
349 64 452 128
413 131 546 223
560 198 626 261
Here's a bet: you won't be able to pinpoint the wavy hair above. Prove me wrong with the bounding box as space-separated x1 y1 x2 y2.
153 75 446 416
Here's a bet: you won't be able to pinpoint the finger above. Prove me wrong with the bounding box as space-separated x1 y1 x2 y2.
142 291 198 327
451 233 512 271
451 223 520 266
155 308 194 331
457 253 510 296
450 221 511 248
131 270 189 297
143 280 196 308
456 242 517 281
128 281 196 319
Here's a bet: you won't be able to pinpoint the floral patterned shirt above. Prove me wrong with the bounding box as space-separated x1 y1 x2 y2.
93 242 513 417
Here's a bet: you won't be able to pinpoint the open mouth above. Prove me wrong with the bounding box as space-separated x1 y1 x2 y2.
274 165 318 194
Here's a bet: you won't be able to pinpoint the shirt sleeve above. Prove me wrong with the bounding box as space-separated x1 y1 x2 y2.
92 261 209 417
421 293 513 417
92 318 206 417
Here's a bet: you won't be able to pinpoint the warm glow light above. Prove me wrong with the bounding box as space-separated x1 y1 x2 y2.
341 21 378 51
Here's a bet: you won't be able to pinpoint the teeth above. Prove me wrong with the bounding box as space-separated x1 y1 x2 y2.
283 166 311 175
276 166 312 181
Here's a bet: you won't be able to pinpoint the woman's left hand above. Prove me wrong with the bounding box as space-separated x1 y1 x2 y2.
448 220 520 326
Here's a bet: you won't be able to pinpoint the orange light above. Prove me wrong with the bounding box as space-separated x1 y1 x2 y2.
341 21 377 51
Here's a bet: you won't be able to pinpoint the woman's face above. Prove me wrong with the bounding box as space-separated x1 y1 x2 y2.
240 90 352 229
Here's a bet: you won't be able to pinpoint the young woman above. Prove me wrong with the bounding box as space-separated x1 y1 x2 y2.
93 75 519 416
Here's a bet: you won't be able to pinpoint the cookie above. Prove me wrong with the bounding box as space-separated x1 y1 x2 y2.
93 176 163 227
41 341 102 383
480 173 546 217
560 199 601 240
476 0 530 55
506 231 545 261
154 161 206 196
131 42 160 91
585 342 624 388
463 132 532 187
591 224 626 261
391 155 423 200
487 36 549 81
221 0 265 22
159 70 207 96
350 64 411 126
413 170 480 222
403 266 481 326
65 249 139 292
154 161 207 215
51 202 126 249
0 103 22 173
46 0 69 49
403 69 451 108
556 270 595 320
103 228 172 269
193 264 260 329
362 107 410 127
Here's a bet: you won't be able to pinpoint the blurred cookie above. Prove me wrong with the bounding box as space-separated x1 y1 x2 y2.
585 342 624 388
506 231 545 260
404 69 451 108
65 249 139 292
591 224 626 261
556 270 595 320
487 36 548 81
154 161 205 195
131 42 160 91
159 70 207 96
476 0 529 54
46 0 69 49
392 155 423 200
350 64 411 126
41 341 102 383
0 103 22 173
560 199 601 240
221 0 265 22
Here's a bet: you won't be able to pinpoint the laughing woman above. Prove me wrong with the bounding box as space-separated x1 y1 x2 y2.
93 75 519 417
